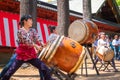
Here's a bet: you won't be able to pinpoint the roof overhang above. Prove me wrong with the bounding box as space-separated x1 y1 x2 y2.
0 0 120 33
39 0 105 14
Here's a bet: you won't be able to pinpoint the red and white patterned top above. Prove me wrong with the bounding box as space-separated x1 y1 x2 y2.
15 28 42 61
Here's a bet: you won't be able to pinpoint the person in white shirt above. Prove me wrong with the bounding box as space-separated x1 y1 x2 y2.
95 33 118 72
97 34 109 51
112 35 120 60
47 26 59 43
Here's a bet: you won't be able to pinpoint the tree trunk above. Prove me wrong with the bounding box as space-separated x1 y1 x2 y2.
20 0 37 28
29 0 37 28
83 0 92 20
20 0 29 17
57 0 70 36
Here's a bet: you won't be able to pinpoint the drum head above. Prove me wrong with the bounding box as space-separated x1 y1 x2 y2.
104 49 114 61
68 20 88 43
97 47 114 61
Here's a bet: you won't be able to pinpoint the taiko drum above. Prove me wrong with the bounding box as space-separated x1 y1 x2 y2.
96 46 114 61
39 36 86 74
68 20 98 44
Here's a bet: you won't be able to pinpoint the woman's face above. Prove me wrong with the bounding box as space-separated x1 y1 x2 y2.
24 18 33 28
114 35 118 39
100 34 106 39
53 29 57 34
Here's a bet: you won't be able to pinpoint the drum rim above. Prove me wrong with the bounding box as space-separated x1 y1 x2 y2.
46 36 64 63
44 35 60 60
38 43 52 60
39 36 60 61
80 20 89 44
69 46 86 73
38 47 46 59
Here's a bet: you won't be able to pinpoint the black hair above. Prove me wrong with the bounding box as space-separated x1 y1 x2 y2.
19 15 32 27
48 26 56 33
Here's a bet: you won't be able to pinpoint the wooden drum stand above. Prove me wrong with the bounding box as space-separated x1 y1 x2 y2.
50 66 77 80
81 44 99 76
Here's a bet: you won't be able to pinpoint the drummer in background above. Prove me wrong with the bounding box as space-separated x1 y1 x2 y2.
97 33 109 50
47 26 59 43
95 32 118 72
112 35 120 60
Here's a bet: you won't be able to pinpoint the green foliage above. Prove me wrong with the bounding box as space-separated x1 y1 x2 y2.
116 0 120 6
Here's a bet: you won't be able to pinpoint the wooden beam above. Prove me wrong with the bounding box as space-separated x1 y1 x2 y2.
107 0 120 23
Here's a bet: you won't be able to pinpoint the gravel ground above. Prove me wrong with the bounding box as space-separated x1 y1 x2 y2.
0 60 120 80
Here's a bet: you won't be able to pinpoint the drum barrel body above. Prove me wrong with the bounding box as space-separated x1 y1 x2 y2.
50 37 85 73
96 46 114 61
68 20 98 44
39 36 86 73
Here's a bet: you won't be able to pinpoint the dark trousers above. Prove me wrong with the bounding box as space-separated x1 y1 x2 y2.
1 58 54 80
0 54 17 79
113 46 119 60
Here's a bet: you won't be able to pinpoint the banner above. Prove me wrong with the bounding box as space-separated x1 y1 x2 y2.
0 11 57 47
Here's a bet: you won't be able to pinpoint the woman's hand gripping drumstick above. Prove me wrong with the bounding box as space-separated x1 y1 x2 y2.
33 43 44 53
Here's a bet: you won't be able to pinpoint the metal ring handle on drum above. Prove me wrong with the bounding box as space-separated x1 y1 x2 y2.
70 41 76 48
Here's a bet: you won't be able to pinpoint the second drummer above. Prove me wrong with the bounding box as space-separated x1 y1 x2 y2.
95 32 118 72
47 26 59 43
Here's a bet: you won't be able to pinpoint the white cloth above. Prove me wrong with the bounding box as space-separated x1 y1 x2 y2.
97 39 114 60
112 39 120 46
47 33 59 43
97 39 109 49
97 46 108 55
